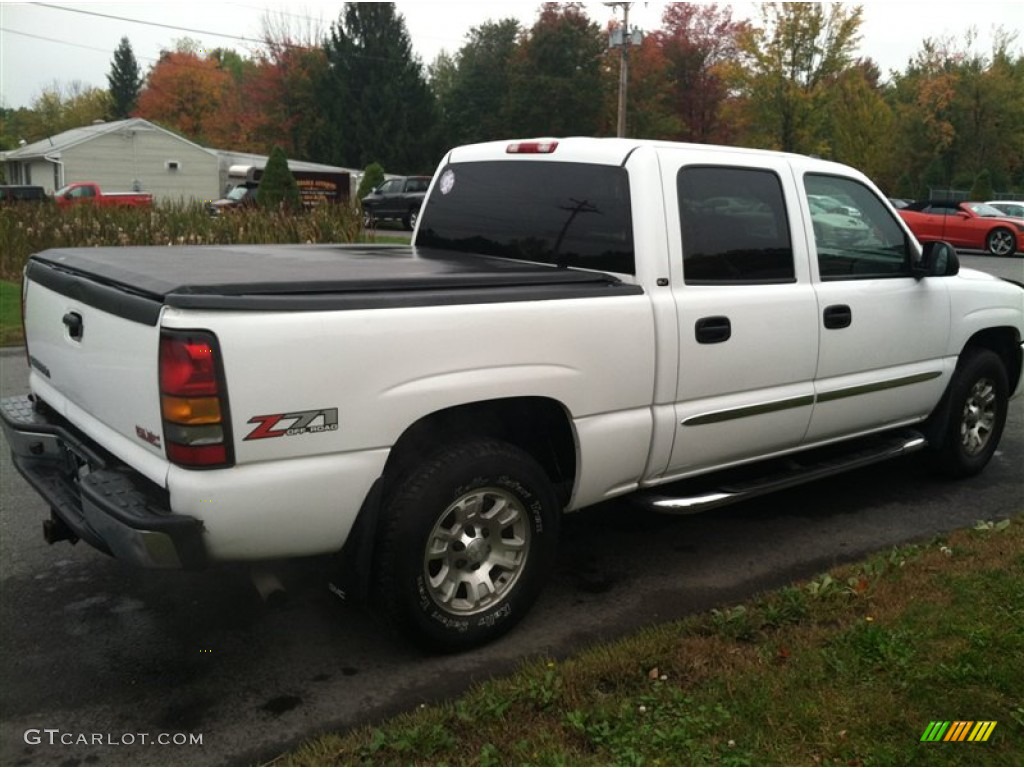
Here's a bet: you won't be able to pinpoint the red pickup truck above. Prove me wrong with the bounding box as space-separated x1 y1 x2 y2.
54 182 153 209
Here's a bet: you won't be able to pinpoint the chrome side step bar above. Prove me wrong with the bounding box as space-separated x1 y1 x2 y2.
634 431 928 515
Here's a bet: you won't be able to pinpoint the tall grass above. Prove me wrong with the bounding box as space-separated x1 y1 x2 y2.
0 201 364 281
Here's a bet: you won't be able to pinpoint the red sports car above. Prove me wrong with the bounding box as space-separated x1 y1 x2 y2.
897 200 1024 257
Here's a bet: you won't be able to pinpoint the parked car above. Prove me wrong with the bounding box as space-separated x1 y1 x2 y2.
986 200 1024 219
361 175 431 230
53 182 153 209
0 185 47 204
807 197 873 246
897 200 1024 256
808 193 861 218
887 197 912 209
207 183 258 215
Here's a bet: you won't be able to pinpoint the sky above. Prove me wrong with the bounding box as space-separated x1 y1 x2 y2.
1 0 1022 111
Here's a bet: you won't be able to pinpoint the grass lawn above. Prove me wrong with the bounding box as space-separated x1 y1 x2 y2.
281 517 1023 766
0 280 22 346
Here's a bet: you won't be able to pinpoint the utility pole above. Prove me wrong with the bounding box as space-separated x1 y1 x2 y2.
605 2 641 138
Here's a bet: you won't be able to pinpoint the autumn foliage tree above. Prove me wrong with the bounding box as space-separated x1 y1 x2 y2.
240 44 329 160
656 3 749 144
136 43 239 146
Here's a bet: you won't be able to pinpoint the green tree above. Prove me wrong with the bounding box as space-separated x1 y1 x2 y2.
322 3 439 172
826 61 894 184
28 81 111 137
107 36 142 119
506 4 606 137
970 169 994 199
442 19 522 146
736 2 863 153
357 162 385 200
256 146 301 209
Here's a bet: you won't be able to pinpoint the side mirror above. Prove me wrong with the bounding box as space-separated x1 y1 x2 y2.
913 241 959 279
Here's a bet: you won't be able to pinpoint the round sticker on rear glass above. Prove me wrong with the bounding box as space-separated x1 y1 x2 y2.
439 169 455 195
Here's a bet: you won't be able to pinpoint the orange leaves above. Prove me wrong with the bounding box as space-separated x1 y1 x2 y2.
136 51 237 145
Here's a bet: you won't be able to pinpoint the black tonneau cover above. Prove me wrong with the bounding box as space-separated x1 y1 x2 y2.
28 244 642 321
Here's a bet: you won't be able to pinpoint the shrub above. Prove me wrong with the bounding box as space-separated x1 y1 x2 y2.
256 146 301 210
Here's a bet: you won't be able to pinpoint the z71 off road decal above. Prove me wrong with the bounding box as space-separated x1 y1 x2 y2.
245 408 339 440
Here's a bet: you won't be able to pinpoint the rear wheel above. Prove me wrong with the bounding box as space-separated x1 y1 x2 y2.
373 439 560 651
403 207 419 230
929 348 1008 478
986 228 1016 256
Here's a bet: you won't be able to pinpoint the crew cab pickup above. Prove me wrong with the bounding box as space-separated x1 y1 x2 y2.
361 175 431 229
54 181 153 209
4 138 1023 651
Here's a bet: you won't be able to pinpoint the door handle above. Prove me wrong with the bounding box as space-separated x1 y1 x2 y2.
62 311 84 341
695 315 731 344
823 304 852 329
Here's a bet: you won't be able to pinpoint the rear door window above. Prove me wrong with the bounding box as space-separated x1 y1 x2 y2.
677 166 795 284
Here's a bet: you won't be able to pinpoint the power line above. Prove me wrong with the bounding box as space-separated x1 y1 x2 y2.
31 2 273 47
1 26 151 58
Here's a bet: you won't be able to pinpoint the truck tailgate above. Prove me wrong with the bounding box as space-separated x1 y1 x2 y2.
24 262 168 483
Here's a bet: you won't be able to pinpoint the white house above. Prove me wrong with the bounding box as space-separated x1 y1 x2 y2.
1 118 220 203
1 118 361 204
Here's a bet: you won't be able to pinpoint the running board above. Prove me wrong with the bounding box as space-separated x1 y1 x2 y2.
634 430 928 515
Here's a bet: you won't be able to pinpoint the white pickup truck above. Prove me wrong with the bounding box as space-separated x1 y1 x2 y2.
4 138 1023 650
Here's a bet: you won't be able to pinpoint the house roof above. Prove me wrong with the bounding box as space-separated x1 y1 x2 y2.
3 118 214 160
211 148 359 175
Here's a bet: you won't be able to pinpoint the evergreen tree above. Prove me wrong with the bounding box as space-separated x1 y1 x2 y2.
322 3 439 172
107 37 142 119
506 4 606 138
256 146 301 210
444 19 522 146
357 162 386 200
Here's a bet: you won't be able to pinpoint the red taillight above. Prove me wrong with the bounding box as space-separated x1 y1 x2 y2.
159 331 233 468
166 442 227 466
160 336 217 396
506 140 559 154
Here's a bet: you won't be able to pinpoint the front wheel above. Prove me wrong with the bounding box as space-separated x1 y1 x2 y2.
373 439 560 651
986 228 1016 257
929 348 1009 478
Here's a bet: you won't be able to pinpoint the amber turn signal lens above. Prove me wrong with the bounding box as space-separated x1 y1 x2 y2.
161 395 222 425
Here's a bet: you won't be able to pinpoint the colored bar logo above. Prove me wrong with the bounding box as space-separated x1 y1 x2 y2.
920 721 997 742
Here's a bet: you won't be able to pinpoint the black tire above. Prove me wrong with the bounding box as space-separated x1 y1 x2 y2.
373 439 560 652
985 227 1016 257
929 348 1009 478
403 207 419 231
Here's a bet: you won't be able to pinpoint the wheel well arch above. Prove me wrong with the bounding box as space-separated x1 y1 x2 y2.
961 326 1022 392
381 397 577 507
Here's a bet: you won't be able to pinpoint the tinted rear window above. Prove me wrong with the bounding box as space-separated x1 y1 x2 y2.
678 166 795 284
417 161 635 274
